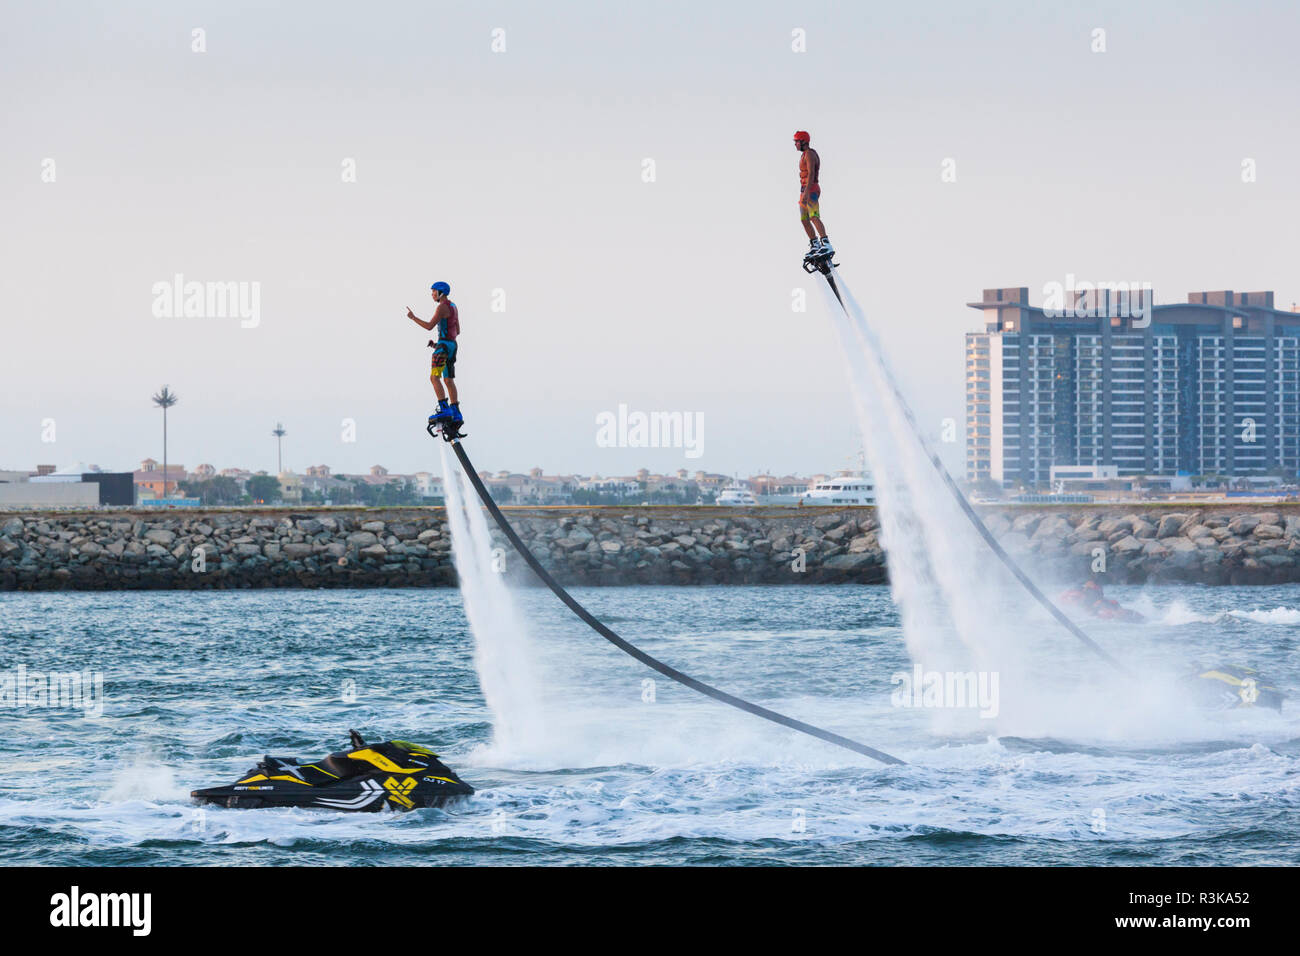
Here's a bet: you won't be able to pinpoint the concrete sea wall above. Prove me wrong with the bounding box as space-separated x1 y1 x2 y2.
1 505 1299 591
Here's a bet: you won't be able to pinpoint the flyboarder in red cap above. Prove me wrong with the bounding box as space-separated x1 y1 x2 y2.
794 131 833 263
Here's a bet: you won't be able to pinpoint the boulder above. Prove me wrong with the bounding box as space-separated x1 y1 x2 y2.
999 532 1030 553
983 514 1011 537
1032 515 1071 539
1012 514 1042 535
1227 515 1261 536
823 553 878 572
848 534 876 554
1130 519 1156 538
1156 514 1187 539
1111 535 1144 553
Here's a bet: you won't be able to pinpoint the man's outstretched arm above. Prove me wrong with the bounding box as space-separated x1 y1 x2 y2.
406 307 437 331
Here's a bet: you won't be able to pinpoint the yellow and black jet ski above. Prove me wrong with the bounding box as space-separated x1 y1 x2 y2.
1187 665 1285 712
191 730 474 811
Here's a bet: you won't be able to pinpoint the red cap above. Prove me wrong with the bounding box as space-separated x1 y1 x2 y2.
793 130 810 142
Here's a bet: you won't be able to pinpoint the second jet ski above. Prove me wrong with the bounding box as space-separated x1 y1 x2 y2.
1185 664 1285 712
191 730 474 811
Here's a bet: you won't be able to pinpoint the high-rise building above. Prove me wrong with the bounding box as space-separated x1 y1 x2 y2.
966 287 1300 488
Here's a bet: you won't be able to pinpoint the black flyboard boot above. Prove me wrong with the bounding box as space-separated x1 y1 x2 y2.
802 237 838 274
802 250 839 274
426 418 467 442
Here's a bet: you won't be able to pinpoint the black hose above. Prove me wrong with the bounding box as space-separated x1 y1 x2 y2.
447 439 906 765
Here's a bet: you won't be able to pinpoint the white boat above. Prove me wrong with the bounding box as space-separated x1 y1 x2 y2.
716 483 757 506
799 472 876 506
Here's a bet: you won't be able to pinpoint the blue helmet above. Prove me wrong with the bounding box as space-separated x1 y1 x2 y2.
430 281 451 295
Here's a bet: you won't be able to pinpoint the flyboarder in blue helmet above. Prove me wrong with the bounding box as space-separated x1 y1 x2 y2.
407 281 463 433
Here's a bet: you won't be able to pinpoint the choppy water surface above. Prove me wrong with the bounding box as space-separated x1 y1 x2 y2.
1 584 1297 865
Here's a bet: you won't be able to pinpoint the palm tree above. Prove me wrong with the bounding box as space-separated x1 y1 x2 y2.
151 386 179 499
272 422 287 473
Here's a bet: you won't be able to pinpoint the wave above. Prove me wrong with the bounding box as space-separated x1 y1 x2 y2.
1142 600 1300 627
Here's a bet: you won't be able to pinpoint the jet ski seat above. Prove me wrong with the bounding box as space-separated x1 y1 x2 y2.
321 752 365 779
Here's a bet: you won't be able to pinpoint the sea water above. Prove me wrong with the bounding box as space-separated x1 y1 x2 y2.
1 584 1297 865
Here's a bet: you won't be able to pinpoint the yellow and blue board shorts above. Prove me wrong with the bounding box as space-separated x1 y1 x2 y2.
430 340 457 381
799 188 821 222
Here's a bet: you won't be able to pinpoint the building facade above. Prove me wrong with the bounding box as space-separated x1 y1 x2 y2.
134 458 188 499
966 287 1300 487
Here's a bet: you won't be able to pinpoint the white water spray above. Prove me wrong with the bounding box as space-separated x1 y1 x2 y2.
815 274 1173 739
438 442 547 757
819 280 1017 668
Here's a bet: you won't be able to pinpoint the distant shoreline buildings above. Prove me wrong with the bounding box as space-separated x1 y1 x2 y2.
0 458 870 509
966 287 1300 493
10 283 1298 509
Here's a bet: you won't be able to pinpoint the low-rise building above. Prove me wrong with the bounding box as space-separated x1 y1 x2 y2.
408 472 440 499
278 471 304 504
134 459 187 499
0 465 133 508
748 473 810 498
577 476 641 496
692 471 731 493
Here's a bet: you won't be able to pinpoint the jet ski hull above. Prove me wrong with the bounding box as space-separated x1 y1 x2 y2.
191 776 473 811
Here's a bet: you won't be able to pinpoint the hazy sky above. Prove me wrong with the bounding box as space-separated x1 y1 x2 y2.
3 0 1297 480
